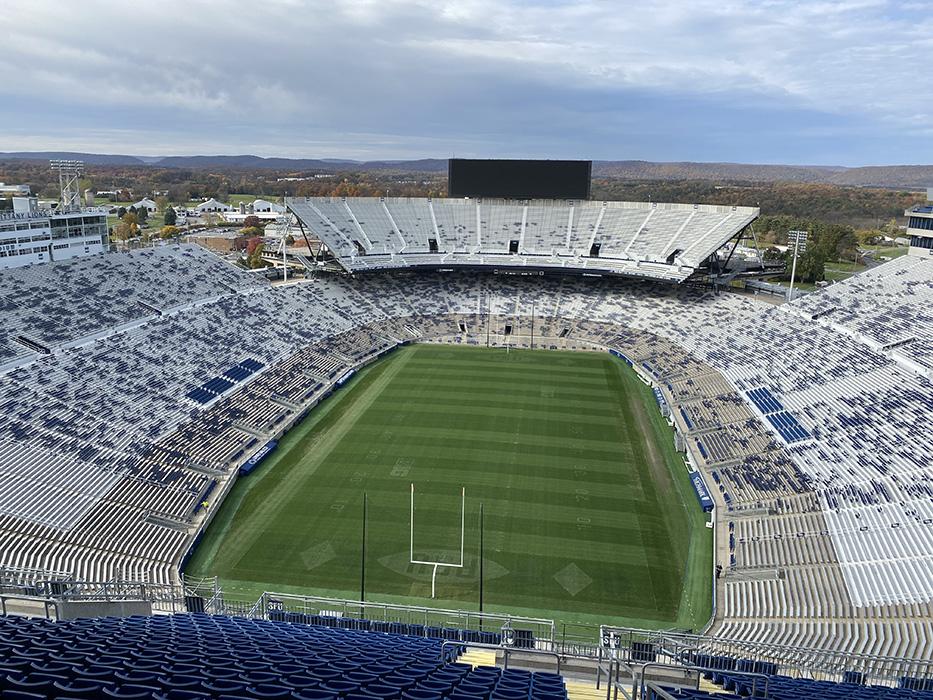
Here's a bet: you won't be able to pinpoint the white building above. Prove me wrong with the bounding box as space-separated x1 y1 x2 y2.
905 188 933 257
196 198 232 213
132 198 158 214
251 199 285 214
222 198 285 224
0 183 31 196
0 197 109 270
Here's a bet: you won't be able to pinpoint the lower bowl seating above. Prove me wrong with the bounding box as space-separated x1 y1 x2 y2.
0 613 567 700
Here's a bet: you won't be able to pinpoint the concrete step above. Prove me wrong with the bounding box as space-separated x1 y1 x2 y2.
566 680 605 700
458 648 497 668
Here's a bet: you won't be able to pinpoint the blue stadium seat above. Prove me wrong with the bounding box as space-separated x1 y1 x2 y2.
0 612 567 700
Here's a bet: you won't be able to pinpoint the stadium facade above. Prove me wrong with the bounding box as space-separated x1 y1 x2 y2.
906 189 933 256
0 196 108 270
285 197 758 283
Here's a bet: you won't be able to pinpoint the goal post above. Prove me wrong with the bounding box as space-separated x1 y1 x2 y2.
410 483 465 598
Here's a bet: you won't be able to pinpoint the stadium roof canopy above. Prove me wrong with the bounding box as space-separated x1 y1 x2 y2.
286 197 759 282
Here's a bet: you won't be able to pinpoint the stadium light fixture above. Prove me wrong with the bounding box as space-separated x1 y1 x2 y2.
786 230 808 302
50 159 84 212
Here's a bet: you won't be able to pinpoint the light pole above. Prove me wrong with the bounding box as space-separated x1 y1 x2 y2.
786 230 808 302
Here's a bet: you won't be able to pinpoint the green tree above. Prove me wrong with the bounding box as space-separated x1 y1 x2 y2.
163 208 177 226
793 248 827 283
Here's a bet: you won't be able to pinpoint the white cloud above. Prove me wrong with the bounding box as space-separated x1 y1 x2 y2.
0 0 930 162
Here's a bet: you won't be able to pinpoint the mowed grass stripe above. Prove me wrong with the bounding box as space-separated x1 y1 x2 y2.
186 344 711 629
344 425 641 452
373 393 618 415
339 441 643 473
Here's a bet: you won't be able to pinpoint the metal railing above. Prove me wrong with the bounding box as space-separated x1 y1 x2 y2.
597 625 933 689
4 567 933 690
251 591 556 644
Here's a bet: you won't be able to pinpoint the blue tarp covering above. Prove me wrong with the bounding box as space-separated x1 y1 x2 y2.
679 407 693 430
747 387 784 415
190 358 266 405
689 471 715 512
608 349 633 366
241 358 264 372
766 411 810 443
747 387 810 444
204 376 235 394
336 369 356 387
224 365 252 382
185 387 213 405
240 440 278 476
652 388 667 413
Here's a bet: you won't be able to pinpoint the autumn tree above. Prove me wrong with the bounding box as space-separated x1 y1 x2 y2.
247 240 266 269
245 236 263 256
114 211 139 241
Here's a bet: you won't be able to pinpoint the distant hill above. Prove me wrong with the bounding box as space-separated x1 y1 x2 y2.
591 161 933 188
152 155 449 172
592 161 846 183
0 152 930 187
0 151 148 166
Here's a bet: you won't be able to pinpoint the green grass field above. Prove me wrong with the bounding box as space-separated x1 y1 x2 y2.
186 345 712 629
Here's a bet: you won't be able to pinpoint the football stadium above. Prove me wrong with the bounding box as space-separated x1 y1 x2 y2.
1 158 933 700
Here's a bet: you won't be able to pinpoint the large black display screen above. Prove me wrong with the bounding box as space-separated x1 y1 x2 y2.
448 159 592 200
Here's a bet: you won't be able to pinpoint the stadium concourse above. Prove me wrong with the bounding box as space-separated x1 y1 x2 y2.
0 242 932 667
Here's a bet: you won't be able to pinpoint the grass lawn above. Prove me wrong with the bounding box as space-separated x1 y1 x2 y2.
186 345 712 630
861 245 909 260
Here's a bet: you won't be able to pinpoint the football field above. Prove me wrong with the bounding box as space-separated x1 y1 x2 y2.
186 345 712 629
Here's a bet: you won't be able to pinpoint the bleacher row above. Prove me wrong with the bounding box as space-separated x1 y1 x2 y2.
286 197 758 282
0 247 931 661
7 609 933 700
0 245 266 367
652 663 933 700
0 612 568 700
791 255 933 378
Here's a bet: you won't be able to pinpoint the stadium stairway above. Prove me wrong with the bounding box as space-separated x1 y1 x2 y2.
459 649 498 668
563 680 605 700
456 648 601 700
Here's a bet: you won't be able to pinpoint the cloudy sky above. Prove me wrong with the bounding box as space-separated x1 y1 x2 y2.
2 0 931 165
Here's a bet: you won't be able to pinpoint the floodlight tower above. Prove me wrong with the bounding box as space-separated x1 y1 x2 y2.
786 229 808 302
50 159 84 212
273 204 297 282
